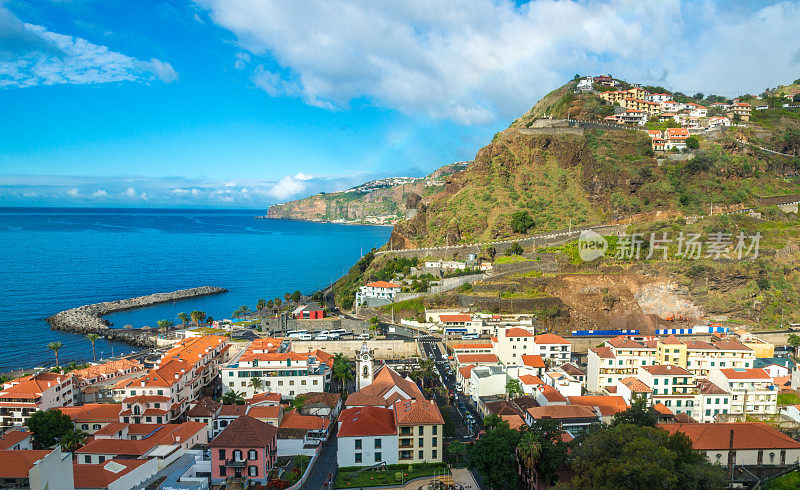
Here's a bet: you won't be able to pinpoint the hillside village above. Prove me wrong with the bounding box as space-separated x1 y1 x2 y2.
2 76 800 490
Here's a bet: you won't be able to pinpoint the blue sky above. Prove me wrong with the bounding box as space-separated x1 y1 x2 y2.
1 0 800 208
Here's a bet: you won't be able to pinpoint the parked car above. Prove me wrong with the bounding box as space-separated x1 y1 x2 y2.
358 333 370 340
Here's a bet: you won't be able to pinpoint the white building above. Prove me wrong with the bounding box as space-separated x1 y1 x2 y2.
694 378 732 423
222 349 332 399
492 327 535 366
587 336 658 392
534 334 572 364
465 366 506 404
708 368 778 416
337 406 400 467
356 281 401 306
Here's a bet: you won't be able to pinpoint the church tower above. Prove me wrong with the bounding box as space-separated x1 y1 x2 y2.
356 341 374 391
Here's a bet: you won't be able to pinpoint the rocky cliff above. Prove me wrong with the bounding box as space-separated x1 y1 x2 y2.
266 162 469 222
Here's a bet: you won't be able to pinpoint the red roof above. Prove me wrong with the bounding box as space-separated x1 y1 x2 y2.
458 365 475 379
505 328 533 337
717 368 771 380
279 410 328 431
338 406 397 437
365 281 401 288
0 431 31 450
56 404 122 423
527 405 596 420
568 396 628 415
74 459 151 488
456 354 499 364
521 355 545 368
451 343 493 350
519 375 544 385
661 422 800 450
393 399 444 425
535 333 568 344
641 365 692 376
0 450 54 478
440 314 472 323
538 385 567 403
210 415 278 448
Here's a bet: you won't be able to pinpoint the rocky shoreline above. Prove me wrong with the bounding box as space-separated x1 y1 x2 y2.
46 286 228 348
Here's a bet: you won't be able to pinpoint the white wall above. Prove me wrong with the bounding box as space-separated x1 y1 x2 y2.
337 435 398 467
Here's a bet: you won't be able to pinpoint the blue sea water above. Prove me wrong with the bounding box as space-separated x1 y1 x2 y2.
0 208 391 372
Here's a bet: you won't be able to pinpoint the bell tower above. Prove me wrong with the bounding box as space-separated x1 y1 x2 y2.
356 342 374 391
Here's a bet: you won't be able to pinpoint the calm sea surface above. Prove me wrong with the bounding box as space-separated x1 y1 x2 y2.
0 208 390 372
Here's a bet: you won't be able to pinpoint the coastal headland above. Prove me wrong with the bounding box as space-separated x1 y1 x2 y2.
46 286 228 348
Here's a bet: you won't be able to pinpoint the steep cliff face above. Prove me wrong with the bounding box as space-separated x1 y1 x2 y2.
266 162 469 222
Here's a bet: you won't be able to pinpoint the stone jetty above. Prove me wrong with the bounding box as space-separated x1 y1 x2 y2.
46 286 228 348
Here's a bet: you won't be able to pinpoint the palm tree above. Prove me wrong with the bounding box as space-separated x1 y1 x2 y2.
47 342 62 368
190 310 206 327
86 333 100 362
368 317 380 336
516 430 542 479
60 428 88 451
221 390 246 405
257 298 266 314
239 305 250 320
205 316 214 326
156 319 174 337
177 312 190 327
249 377 264 392
284 292 292 303
232 307 243 320
332 354 354 394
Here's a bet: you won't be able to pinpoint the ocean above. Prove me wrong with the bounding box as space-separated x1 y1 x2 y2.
0 207 391 372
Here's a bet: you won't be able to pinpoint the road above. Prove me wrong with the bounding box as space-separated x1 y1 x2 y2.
301 430 338 489
418 339 482 440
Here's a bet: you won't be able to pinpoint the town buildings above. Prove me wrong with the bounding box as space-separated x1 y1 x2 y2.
0 371 76 429
355 281 402 306
221 346 332 399
209 415 278 485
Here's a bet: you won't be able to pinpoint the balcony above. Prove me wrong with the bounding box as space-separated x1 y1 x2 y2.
225 458 247 468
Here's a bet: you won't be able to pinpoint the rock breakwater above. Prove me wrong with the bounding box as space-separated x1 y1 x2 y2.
46 286 228 348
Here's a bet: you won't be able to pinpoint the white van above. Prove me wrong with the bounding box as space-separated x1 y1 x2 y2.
358 333 370 340
314 334 330 340
287 330 308 338
328 329 348 336
462 334 479 340
298 334 313 340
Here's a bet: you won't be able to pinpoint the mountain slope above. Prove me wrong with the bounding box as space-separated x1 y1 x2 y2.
266 162 469 223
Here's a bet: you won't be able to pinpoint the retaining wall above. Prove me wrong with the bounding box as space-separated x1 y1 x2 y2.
291 339 419 359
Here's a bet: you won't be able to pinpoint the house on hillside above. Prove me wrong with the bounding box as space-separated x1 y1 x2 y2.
356 281 402 307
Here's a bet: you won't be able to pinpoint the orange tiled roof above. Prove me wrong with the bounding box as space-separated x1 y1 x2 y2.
641 364 692 376
519 374 544 385
365 281 401 288
451 343 493 350
521 355 545 368
505 328 533 337
73 459 151 488
246 392 282 405
456 354 499 364
393 399 444 425
248 405 283 421
70 359 144 381
0 450 54 478
535 333 568 344
338 406 396 437
209 415 278 448
56 403 122 423
458 365 475 379
527 405 596 420
661 422 800 450
620 377 652 393
567 395 628 414
159 335 227 368
0 431 31 450
591 347 615 359
280 410 328 431
717 368 771 380
440 314 472 322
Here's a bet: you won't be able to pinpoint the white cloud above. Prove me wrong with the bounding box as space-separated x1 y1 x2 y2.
91 189 109 198
123 187 138 198
66 188 80 197
197 0 800 124
267 172 313 200
0 6 178 88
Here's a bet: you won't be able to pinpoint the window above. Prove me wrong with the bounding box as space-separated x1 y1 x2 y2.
375 439 382 449
432 437 438 447
233 450 242 461
355 453 362 463
375 452 382 462
432 426 437 435
432 449 438 459
249 450 257 460
401 427 411 435
355 439 362 450
158 390 163 395
81 424 89 430
84 455 91 463
98 456 105 463
219 465 226 477
419 438 424 447
249 465 258 476
418 426 424 435
419 450 424 459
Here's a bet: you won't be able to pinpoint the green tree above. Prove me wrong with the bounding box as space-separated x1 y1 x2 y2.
787 333 800 352
368 317 380 335
290 395 308 411
332 353 354 393
521 419 569 485
156 319 174 337
205 316 214 326
485 245 497 260
506 378 523 399
611 396 657 427
516 430 542 483
284 292 292 303
26 409 74 448
274 298 282 309
85 333 100 362
266 299 274 310
256 298 266 313
447 440 467 466
733 112 742 124
510 211 535 234
685 135 700 150
190 310 206 327
291 290 302 303
221 390 246 405
47 342 62 368
506 242 524 256
177 312 190 327
470 418 520 489
60 427 88 451
249 377 264 393
483 413 503 429
693 92 704 100
570 424 726 489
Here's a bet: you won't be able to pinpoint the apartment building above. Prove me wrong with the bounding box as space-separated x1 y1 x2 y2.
708 368 778 416
694 378 732 423
587 336 658 392
534 334 571 364
115 335 229 423
356 281 401 306
638 365 696 417
0 371 76 429
492 327 535 366
728 102 752 121
221 347 332 399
